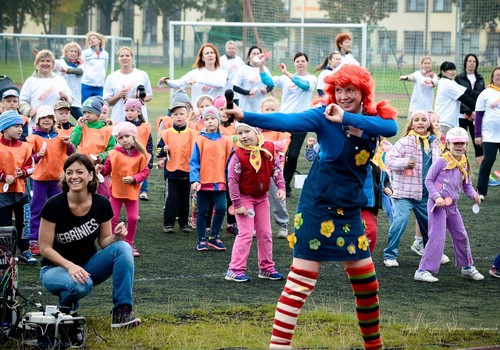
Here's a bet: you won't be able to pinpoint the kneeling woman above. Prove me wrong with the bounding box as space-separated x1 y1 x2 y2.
39 153 140 328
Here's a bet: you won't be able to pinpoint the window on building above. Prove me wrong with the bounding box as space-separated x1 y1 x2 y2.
143 4 158 46
433 0 452 12
404 31 424 55
461 32 480 57
406 0 425 12
431 32 451 55
383 0 398 12
378 30 397 53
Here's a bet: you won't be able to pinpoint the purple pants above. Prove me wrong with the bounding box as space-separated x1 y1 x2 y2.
30 180 61 240
229 194 275 273
418 201 473 273
110 196 139 245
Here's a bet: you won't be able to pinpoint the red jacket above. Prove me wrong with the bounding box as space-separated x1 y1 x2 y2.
234 141 274 197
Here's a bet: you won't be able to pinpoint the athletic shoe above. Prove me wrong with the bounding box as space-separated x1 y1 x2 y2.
226 224 238 236
189 214 197 228
163 226 174 234
181 226 191 233
410 239 424 256
139 192 149 201
196 240 208 251
441 254 451 265
131 245 140 257
414 270 439 283
225 269 251 282
489 266 500 278
258 269 284 280
30 240 41 255
277 227 288 239
18 250 38 265
111 305 141 328
207 237 226 251
461 266 484 280
488 175 500 186
479 194 485 201
383 259 399 267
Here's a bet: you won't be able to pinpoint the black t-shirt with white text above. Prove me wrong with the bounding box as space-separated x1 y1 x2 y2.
40 192 114 267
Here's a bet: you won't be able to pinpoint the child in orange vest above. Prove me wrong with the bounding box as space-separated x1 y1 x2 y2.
157 99 197 233
97 122 150 257
54 100 75 138
0 110 37 265
124 98 153 200
27 106 76 255
70 96 115 198
225 122 287 282
190 106 232 251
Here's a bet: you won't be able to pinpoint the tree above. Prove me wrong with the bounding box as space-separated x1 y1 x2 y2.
1 0 34 33
317 0 390 25
150 0 215 62
453 0 500 31
207 0 243 46
31 0 61 34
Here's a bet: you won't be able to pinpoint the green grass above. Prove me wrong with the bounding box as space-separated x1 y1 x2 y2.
2 63 500 349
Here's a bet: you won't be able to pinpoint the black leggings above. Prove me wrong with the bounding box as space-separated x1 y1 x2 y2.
459 118 483 158
283 132 307 192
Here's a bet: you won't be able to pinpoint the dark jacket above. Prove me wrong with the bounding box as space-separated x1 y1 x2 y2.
455 71 485 115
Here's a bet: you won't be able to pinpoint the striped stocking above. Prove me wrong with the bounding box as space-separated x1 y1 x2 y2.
269 265 318 350
345 262 383 350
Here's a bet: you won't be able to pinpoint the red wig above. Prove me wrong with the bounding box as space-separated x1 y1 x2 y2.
335 33 352 50
323 64 397 120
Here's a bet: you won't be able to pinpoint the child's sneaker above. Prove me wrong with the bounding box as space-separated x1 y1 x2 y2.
111 305 141 328
139 192 149 200
461 266 484 280
207 237 226 251
225 269 251 282
131 245 140 257
258 268 284 280
163 226 174 234
441 254 451 265
410 239 424 256
18 250 38 265
189 213 197 228
196 240 208 251
277 227 288 239
383 259 399 267
226 224 238 236
30 240 41 255
489 266 500 278
414 270 439 283
181 225 191 233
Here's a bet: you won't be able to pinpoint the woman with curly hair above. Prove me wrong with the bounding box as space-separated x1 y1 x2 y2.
226 64 398 350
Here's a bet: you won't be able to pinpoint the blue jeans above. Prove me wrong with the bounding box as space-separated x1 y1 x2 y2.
196 190 226 241
383 197 429 260
81 84 103 104
40 241 134 311
140 178 149 193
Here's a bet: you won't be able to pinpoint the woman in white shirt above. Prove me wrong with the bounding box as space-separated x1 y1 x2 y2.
19 49 73 129
474 67 500 199
434 61 477 135
314 51 341 97
259 52 317 196
159 43 227 104
231 46 273 112
399 56 438 114
103 47 153 123
81 32 109 103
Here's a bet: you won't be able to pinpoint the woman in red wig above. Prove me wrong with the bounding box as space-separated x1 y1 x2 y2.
226 64 397 350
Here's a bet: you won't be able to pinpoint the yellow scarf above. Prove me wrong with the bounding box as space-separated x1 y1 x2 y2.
441 151 469 182
408 130 430 153
487 84 500 92
237 134 273 172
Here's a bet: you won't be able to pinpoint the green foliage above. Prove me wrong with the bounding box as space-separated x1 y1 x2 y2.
318 0 391 24
453 0 500 30
0 0 34 33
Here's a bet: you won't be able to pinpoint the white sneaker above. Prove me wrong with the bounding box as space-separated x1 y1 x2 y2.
441 254 451 265
383 259 399 267
461 267 484 281
139 192 149 200
277 227 288 239
414 270 439 283
410 240 424 256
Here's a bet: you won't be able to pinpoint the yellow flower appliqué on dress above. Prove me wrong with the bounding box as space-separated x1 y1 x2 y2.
287 232 297 249
355 149 370 166
337 208 344 216
320 220 335 238
336 237 345 247
294 213 304 230
347 243 356 254
358 235 369 251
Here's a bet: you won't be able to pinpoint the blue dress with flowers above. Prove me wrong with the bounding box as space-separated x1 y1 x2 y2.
243 107 398 261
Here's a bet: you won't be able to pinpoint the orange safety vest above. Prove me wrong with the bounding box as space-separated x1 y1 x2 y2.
77 124 113 156
0 141 32 193
196 135 232 184
27 134 69 181
160 127 197 173
136 122 151 149
107 150 149 200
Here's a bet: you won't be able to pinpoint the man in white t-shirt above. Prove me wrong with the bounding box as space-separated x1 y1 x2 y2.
219 40 245 103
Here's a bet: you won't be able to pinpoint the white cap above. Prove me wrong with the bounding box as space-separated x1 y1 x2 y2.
35 105 55 124
446 127 469 143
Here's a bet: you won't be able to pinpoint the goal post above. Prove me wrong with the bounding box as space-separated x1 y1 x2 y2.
168 21 368 83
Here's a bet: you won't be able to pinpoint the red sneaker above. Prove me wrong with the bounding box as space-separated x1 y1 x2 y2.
30 240 41 255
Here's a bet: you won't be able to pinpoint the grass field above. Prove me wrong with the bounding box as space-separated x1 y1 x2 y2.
2 67 500 349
